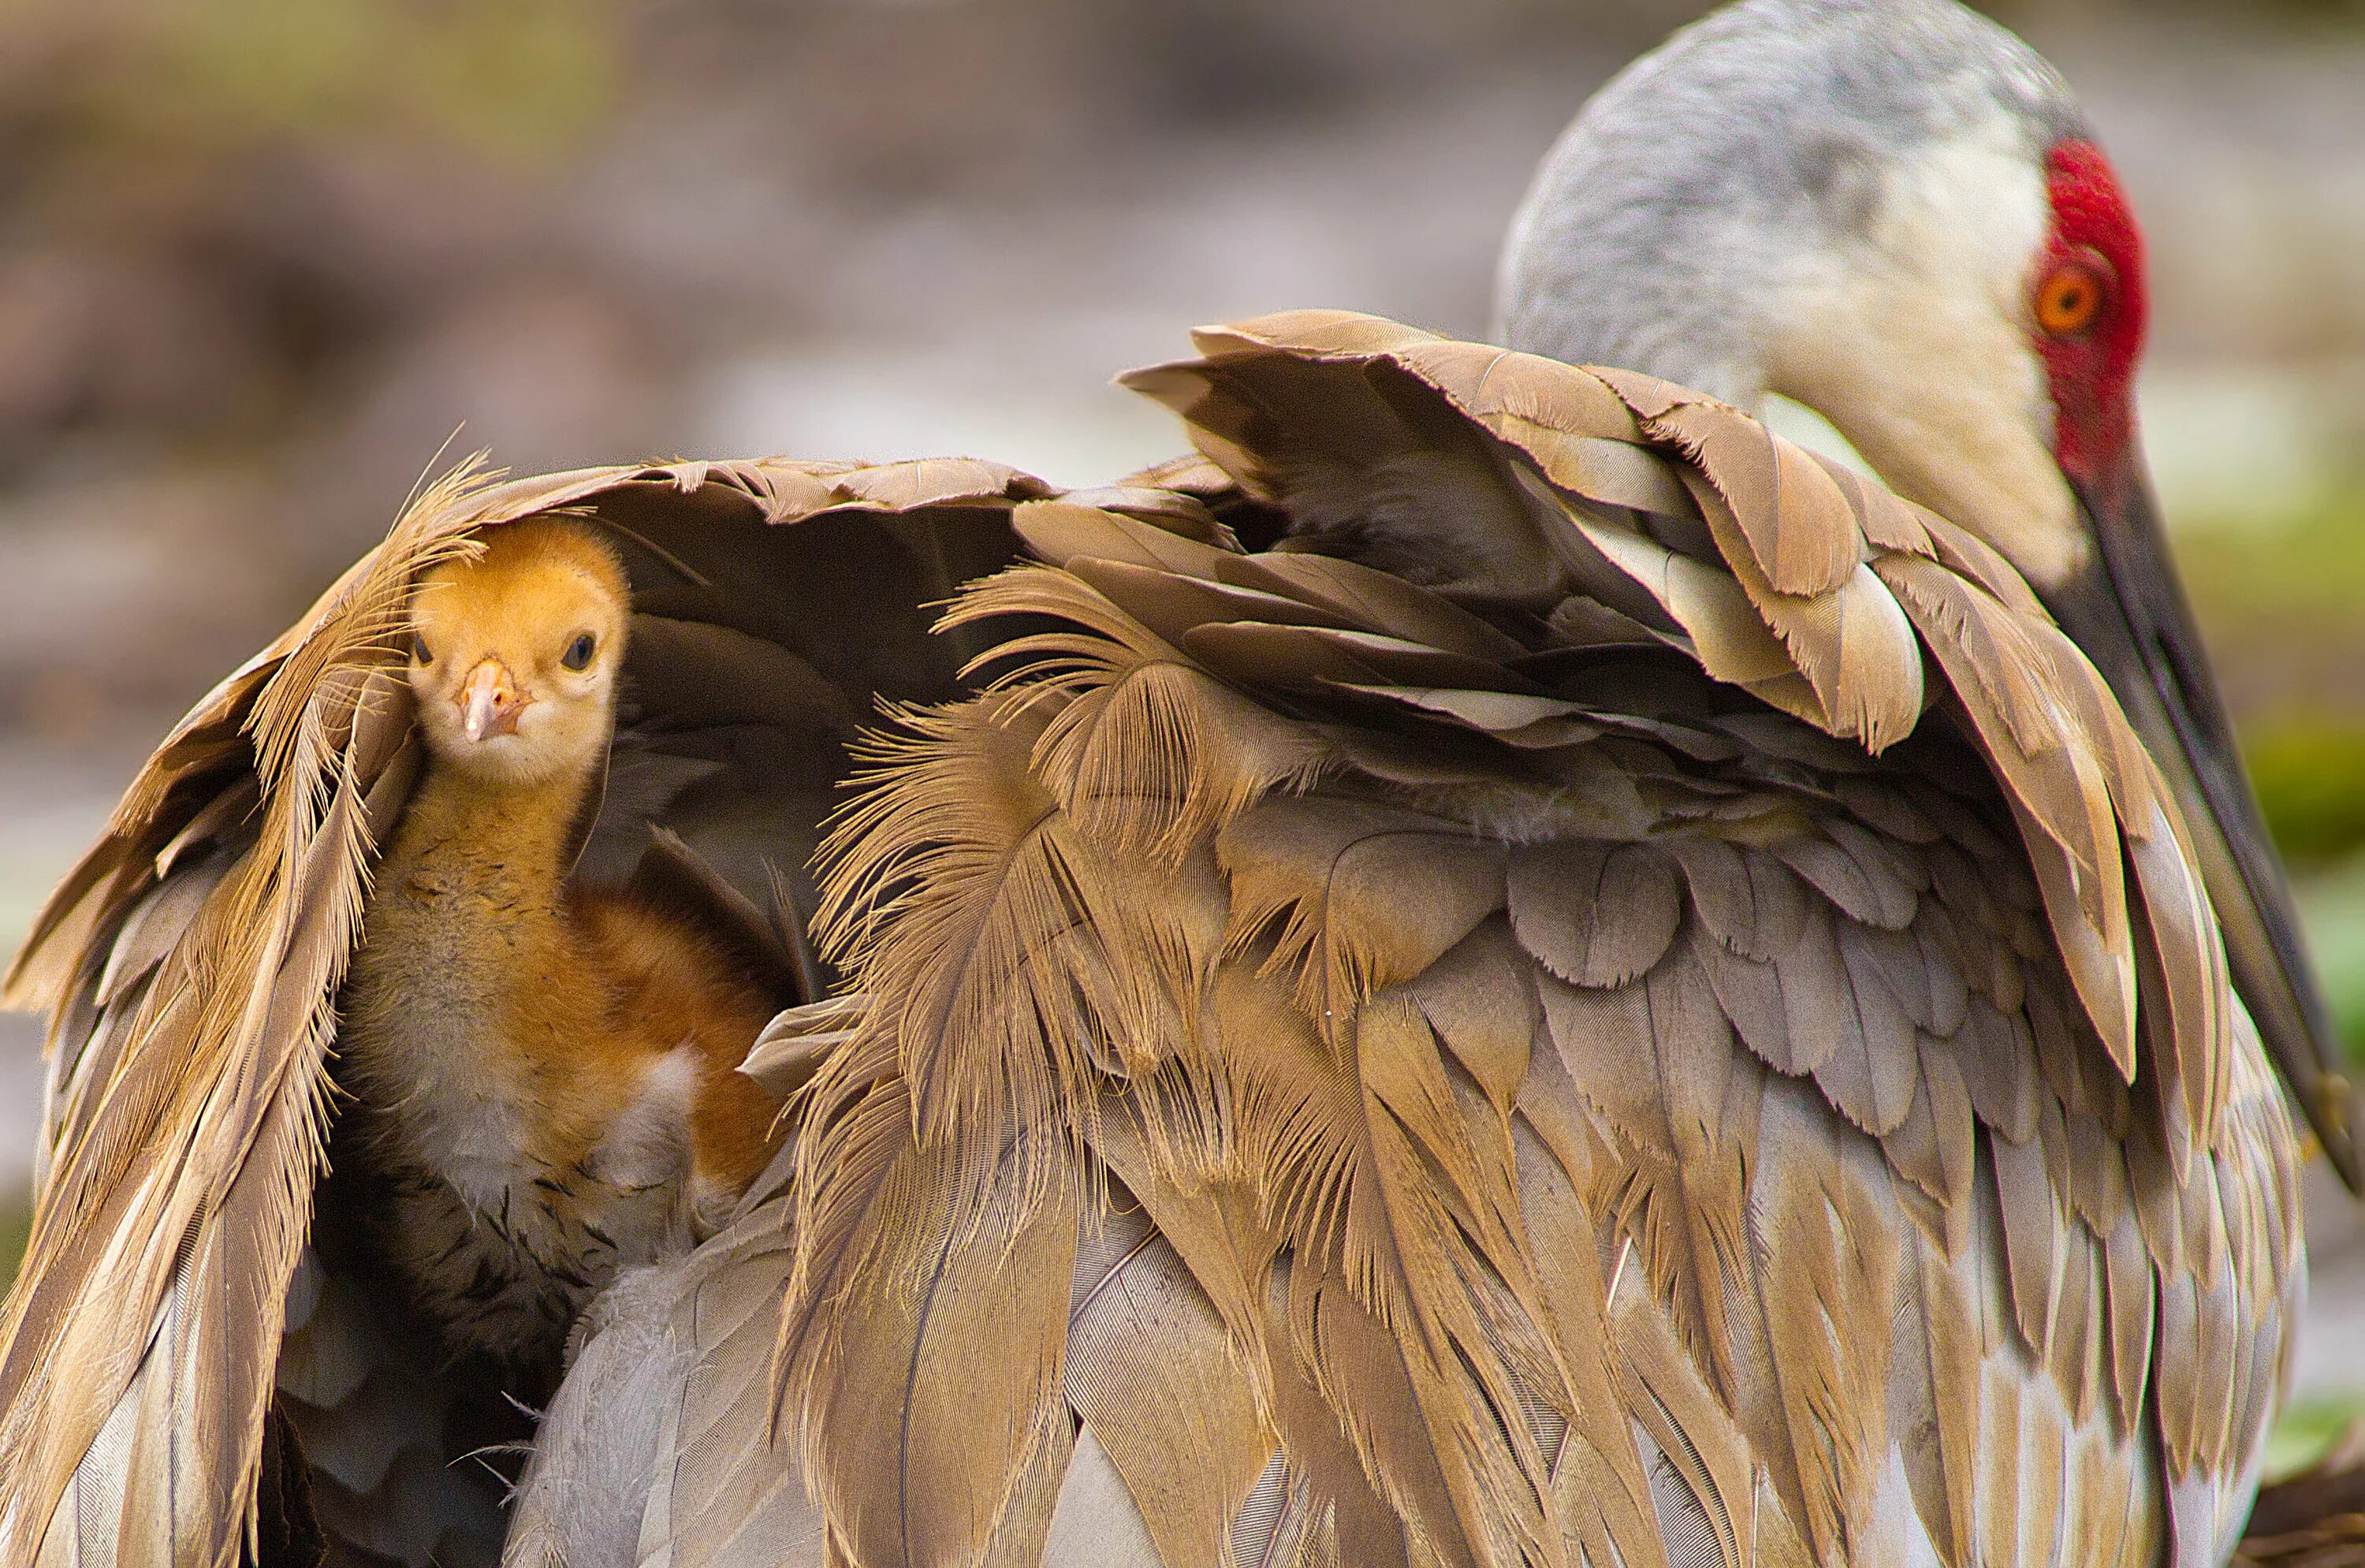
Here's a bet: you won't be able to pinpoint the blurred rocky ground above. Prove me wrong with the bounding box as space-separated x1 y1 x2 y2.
2 0 2364 1417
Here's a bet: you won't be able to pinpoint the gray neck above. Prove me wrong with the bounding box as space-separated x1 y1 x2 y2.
1490 0 2081 408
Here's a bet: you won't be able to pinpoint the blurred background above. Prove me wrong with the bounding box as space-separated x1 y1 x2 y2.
2 0 2363 1450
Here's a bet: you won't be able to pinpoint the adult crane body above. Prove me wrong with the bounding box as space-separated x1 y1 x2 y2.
534 3 2332 1566
0 2 2343 1567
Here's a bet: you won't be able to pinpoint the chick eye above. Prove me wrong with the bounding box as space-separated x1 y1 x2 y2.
561 632 597 672
2035 254 2110 337
409 632 434 666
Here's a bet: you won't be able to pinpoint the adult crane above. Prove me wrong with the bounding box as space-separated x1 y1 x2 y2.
508 3 2348 1564
0 2 2348 1566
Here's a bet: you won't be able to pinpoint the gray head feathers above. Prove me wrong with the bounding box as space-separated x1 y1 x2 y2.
1493 0 2087 405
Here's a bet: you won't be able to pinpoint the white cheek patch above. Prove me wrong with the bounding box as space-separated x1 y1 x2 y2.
1763 110 2086 589
1875 121 2053 340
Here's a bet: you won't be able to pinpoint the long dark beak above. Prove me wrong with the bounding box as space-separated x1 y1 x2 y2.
2039 443 2358 1188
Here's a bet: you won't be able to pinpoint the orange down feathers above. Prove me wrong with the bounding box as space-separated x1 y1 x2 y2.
337 517 783 1389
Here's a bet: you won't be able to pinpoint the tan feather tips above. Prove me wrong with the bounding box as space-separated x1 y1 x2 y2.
1124 311 1927 754
1118 311 2233 1117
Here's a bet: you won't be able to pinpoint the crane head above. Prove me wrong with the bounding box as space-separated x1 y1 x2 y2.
1495 0 2357 1183
405 517 631 791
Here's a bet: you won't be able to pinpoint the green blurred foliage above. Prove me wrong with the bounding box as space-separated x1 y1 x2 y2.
2182 492 2365 677
2178 482 2365 1061
0 0 635 479
2266 1388 2365 1481
2242 721 2365 873
1 1201 25 1291
2181 486 2365 870
2292 859 2365 1063
4 0 624 178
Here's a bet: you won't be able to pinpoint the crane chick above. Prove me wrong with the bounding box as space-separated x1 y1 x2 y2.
339 518 783 1392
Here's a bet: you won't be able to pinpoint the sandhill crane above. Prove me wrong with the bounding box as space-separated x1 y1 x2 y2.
0 1 2347 1566
509 2 2345 1564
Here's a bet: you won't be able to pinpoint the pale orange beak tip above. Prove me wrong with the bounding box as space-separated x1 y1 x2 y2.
458 658 524 742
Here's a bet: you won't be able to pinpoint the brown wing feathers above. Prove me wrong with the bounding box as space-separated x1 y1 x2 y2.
0 456 1052 1567
788 312 2296 1566
0 469 467 1568
0 313 2298 1567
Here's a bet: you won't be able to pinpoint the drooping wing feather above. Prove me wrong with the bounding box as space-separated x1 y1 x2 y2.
625 825 806 1008
549 1034 1323 1568
502 1245 832 1568
780 315 2298 1566
0 454 1057 1568
2 482 460 1568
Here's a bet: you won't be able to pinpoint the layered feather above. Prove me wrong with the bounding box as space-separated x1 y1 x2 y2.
776 313 2300 1566
0 453 1060 1568
8 308 2307 1568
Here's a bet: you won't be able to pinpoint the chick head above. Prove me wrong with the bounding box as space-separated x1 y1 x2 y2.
407 517 631 788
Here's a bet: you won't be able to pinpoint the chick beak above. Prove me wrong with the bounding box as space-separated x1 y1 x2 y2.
457 658 525 742
2039 442 2359 1188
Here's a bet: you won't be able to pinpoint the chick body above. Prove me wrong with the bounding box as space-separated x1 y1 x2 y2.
338 519 780 1388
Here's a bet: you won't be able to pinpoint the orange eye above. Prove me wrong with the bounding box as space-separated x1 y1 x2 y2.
2035 255 2110 337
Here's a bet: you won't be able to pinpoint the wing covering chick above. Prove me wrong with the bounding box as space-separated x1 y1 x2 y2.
334 517 798 1405
754 313 2301 1568
0 454 1078 1568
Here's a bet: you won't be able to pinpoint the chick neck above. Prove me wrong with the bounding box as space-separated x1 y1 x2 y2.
385 751 594 909
352 724 610 1196
342 729 614 1387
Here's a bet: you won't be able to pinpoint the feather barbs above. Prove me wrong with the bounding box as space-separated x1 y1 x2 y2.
774 314 2267 1566
0 451 1061 1568
1123 311 2225 1116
